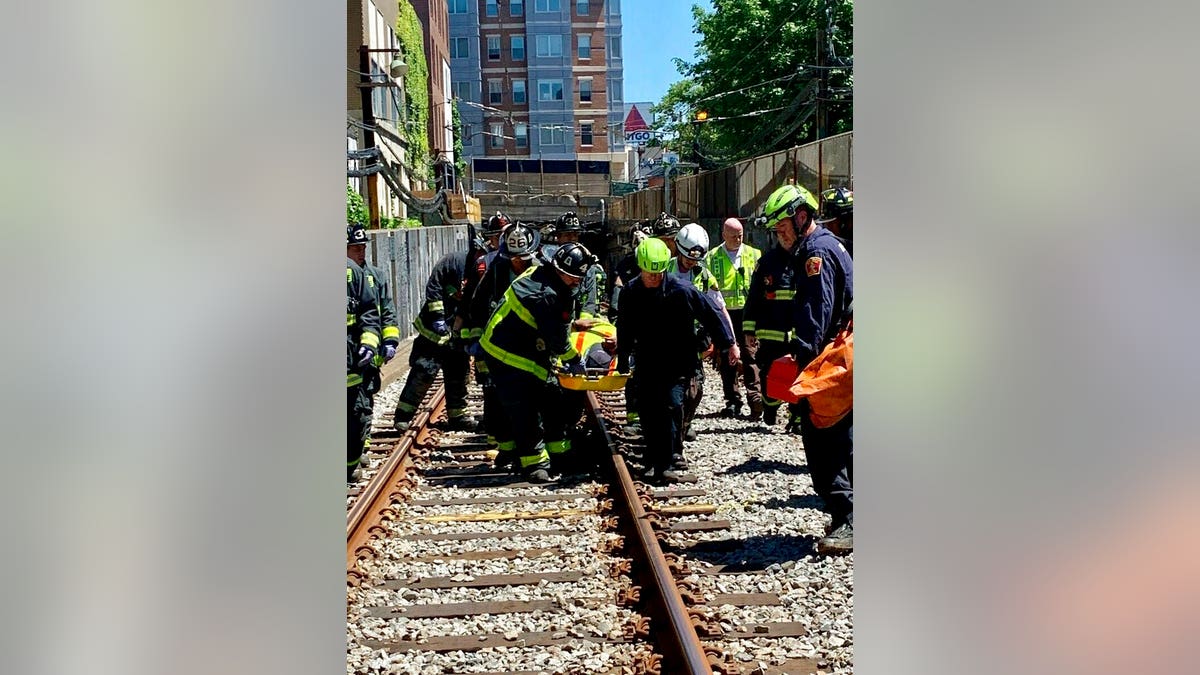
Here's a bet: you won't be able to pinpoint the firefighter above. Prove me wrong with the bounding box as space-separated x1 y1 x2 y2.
555 211 606 320
609 223 651 435
464 223 541 471
817 187 853 256
481 211 511 251
754 183 854 554
392 236 488 432
556 317 619 474
616 238 736 484
651 212 682 256
346 255 380 482
480 242 598 482
705 217 764 420
668 223 738 442
346 223 401 405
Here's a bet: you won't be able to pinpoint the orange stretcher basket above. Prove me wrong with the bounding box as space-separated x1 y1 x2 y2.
556 367 630 391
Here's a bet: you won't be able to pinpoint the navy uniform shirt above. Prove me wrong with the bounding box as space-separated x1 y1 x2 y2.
616 272 734 379
789 226 853 365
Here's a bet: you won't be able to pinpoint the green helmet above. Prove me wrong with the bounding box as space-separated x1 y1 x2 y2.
761 183 819 228
636 237 671 273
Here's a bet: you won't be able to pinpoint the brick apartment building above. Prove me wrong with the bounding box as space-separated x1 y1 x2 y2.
449 0 626 201
410 0 456 188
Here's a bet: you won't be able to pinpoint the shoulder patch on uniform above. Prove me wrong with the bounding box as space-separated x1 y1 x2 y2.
805 257 823 277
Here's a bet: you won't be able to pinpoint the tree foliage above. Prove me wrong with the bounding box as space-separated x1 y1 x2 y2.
347 183 368 227
653 0 853 165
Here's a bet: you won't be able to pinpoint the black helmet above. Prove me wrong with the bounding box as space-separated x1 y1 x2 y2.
500 223 541 260
550 242 598 279
818 187 854 223
651 212 681 237
556 211 582 233
347 222 368 246
483 211 510 236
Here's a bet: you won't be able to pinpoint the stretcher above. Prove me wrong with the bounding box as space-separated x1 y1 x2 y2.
556 367 630 391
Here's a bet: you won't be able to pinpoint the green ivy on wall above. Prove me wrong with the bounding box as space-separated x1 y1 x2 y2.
450 98 466 181
395 0 431 187
347 183 368 227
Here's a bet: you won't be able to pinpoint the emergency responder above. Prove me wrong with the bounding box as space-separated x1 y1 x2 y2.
651 212 682 256
480 242 598 482
668 223 738 442
481 211 510 251
556 318 618 474
617 238 736 484
817 187 853 256
392 237 488 432
556 211 606 320
744 184 822 432
609 223 651 435
705 217 764 420
464 223 542 472
753 182 854 554
346 255 380 482
347 223 401 405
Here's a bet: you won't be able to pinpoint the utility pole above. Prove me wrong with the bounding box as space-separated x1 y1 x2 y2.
358 45 380 229
815 0 829 141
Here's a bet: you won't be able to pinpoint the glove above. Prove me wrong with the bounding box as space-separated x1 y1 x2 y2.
466 341 485 358
563 357 586 375
356 345 375 368
383 343 398 362
431 319 449 336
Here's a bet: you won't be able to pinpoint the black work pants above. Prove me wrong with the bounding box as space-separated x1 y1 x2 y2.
799 405 853 527
487 359 566 468
395 336 470 420
347 378 372 479
636 372 689 470
719 309 761 407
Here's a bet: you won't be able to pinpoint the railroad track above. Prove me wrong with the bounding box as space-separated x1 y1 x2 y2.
348 372 843 674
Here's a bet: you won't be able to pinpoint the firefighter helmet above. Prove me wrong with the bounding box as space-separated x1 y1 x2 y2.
347 222 368 246
483 211 510 236
651 212 682 237
636 238 672 273
675 223 709 261
500 223 541 260
557 211 582 233
818 187 853 223
762 184 819 228
551 242 598 279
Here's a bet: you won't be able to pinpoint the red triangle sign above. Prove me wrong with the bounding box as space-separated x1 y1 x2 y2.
624 105 649 132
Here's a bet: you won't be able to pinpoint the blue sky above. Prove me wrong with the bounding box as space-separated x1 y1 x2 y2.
621 0 713 106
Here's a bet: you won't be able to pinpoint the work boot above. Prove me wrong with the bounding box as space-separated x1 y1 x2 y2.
660 455 690 483
493 450 518 473
817 522 853 555
683 425 698 442
524 465 553 484
721 402 742 419
640 465 660 483
392 412 413 432
443 415 479 432
785 415 804 435
762 405 778 427
747 398 764 422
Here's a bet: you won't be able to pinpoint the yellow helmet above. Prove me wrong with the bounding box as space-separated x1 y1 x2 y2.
761 183 819 228
636 238 671 273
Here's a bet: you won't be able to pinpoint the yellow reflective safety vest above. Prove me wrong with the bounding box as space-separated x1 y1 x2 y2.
704 243 761 310
480 266 580 381
569 320 617 373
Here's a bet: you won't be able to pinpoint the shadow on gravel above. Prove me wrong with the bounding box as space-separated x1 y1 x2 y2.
696 422 765 434
674 533 820 569
721 457 808 476
761 493 826 510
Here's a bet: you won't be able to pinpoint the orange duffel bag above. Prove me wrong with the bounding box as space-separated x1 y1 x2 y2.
764 320 853 428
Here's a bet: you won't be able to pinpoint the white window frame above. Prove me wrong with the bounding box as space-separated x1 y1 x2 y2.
580 121 594 147
535 0 561 12
608 79 622 102
512 79 527 104
578 77 592 103
515 122 529 148
511 35 525 61
485 0 499 17
450 37 470 59
488 79 503 105
577 33 590 60
576 0 589 16
537 79 563 101
448 0 468 14
490 122 505 148
535 34 563 58
454 81 473 102
487 35 501 61
539 125 566 145
510 0 524 16
608 35 621 59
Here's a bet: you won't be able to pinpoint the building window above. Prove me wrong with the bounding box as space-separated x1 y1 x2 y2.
607 79 622 102
609 0 620 11
488 79 502 104
576 0 589 15
539 125 566 145
448 0 468 13
462 122 472 141
577 33 590 59
511 0 524 16
580 122 594 146
511 35 525 61
515 123 528 148
485 0 499 17
513 79 527 104
535 0 561 12
450 37 470 59
487 35 501 60
537 79 563 101
490 122 504 148
579 78 592 103
608 35 621 59
454 81 473 102
535 34 563 57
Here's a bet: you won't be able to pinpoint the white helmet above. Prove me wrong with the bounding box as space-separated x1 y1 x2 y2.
675 223 709 261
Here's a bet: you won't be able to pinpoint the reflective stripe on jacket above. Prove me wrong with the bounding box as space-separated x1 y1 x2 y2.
704 244 761 310
480 266 579 380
